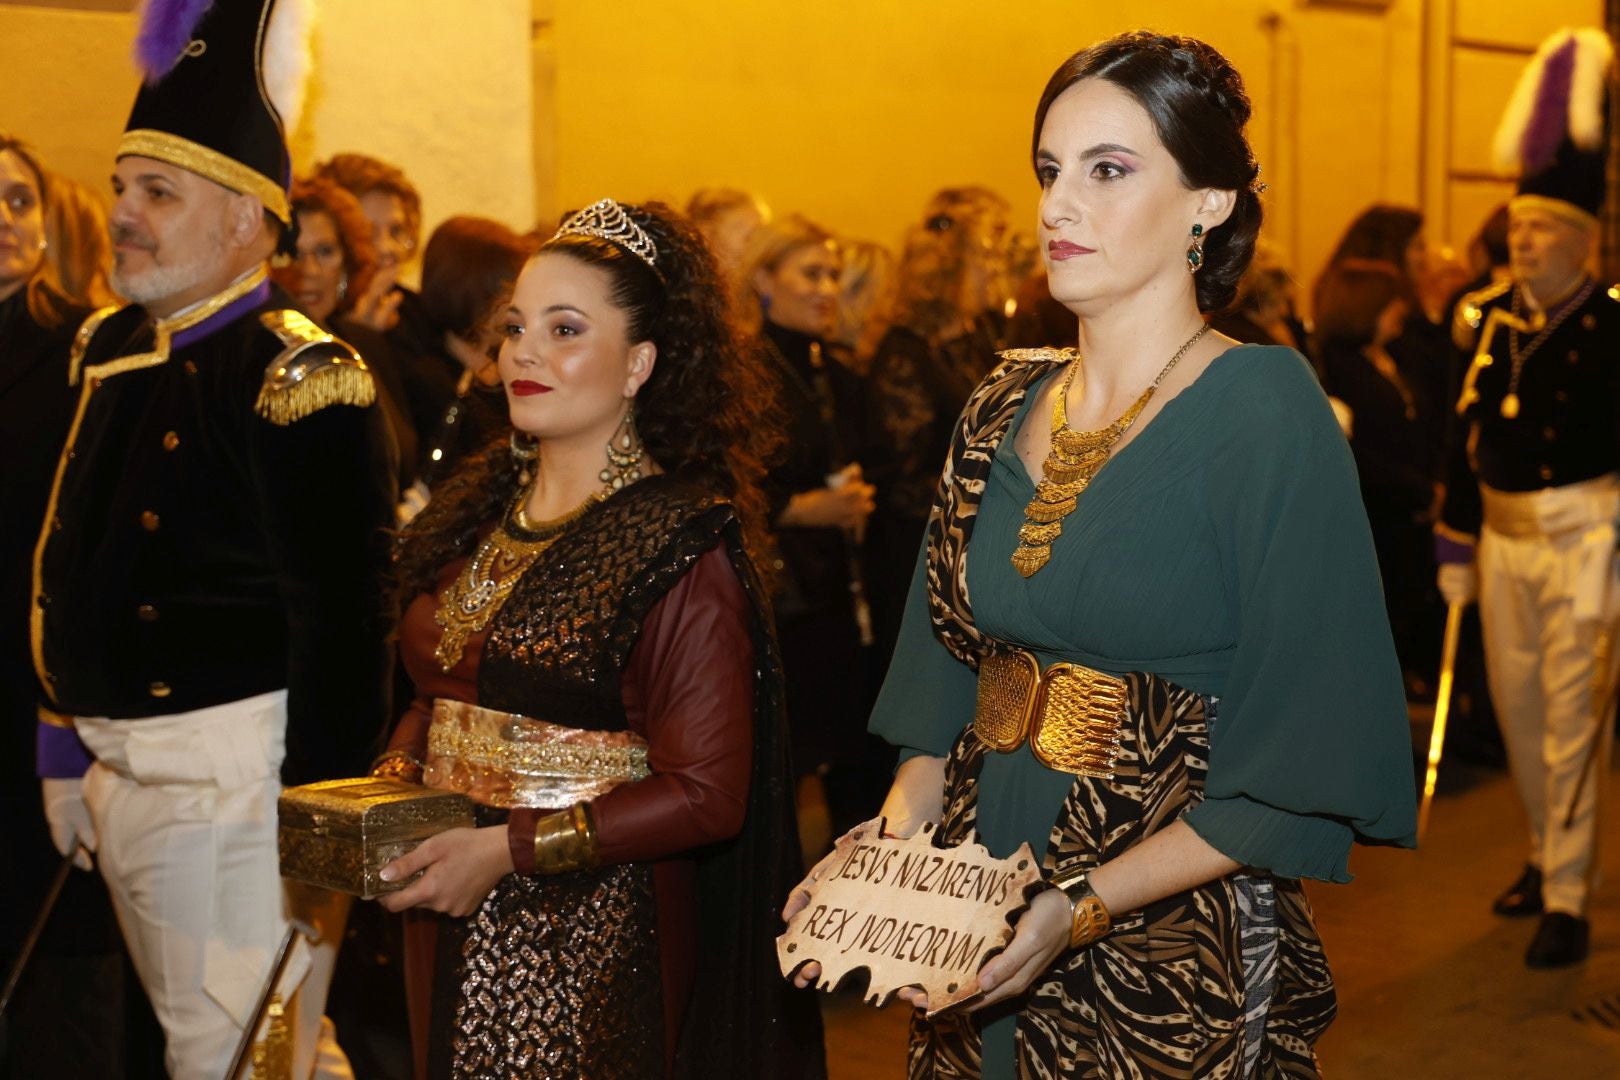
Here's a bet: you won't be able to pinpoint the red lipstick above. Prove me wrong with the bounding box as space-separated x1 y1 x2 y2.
1048 240 1093 261
510 380 551 396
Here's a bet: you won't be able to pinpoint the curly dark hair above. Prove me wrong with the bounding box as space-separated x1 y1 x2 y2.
392 201 782 609
1033 31 1263 314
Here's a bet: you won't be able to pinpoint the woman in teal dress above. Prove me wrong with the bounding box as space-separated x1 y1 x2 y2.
789 32 1416 1079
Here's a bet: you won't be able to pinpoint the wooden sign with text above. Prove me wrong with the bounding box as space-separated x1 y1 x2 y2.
778 820 1043 1017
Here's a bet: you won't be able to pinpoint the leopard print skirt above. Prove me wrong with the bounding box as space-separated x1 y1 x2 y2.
909 673 1335 1080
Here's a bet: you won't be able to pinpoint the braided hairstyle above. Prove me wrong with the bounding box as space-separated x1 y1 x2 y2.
1033 31 1263 314
392 201 781 609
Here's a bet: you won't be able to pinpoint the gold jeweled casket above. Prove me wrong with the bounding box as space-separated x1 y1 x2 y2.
277 777 473 899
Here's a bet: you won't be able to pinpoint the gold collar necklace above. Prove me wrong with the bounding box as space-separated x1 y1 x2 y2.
1011 323 1211 577
433 485 601 671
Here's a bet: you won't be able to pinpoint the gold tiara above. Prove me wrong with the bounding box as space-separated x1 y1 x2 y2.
552 198 658 270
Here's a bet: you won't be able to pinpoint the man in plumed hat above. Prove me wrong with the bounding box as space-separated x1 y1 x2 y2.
33 0 393 1074
1438 27 1620 969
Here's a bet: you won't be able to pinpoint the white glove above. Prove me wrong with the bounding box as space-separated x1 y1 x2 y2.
41 777 97 870
1437 562 1479 606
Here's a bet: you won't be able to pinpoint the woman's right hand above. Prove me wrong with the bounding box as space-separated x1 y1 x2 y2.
784 816 889 989
779 476 876 531
348 267 403 332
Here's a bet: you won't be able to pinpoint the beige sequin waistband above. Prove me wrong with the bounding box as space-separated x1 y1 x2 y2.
974 649 1127 778
425 699 650 809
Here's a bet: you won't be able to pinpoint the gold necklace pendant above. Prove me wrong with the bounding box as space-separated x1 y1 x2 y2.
1500 393 1521 420
1010 323 1210 578
434 488 600 670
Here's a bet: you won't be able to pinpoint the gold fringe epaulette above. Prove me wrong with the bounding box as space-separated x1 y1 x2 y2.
254 310 375 426
1452 279 1513 351
67 305 120 388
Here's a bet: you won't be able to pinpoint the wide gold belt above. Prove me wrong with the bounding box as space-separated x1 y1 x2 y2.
424 699 650 809
974 650 1127 778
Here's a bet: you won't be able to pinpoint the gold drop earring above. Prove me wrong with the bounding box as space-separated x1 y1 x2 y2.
600 401 644 495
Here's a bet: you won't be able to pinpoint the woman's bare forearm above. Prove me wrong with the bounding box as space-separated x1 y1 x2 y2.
1087 820 1241 914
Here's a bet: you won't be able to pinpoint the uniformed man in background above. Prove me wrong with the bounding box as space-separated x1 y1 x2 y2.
1437 27 1619 969
32 0 395 1074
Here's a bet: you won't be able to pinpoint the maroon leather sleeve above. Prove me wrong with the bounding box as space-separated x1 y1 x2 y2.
591 543 755 864
387 695 434 760
507 807 539 874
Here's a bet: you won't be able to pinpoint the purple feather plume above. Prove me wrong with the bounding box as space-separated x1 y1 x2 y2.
133 0 216 83
1520 36 1577 174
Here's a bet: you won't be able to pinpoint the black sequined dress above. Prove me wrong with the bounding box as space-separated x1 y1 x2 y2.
391 475 825 1079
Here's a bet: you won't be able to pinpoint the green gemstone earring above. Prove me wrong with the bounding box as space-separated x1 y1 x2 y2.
1186 223 1205 274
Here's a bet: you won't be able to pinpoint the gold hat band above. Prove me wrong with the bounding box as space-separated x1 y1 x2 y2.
118 128 290 224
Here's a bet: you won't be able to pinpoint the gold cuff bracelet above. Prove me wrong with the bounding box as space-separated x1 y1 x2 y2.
1049 867 1112 950
532 803 599 875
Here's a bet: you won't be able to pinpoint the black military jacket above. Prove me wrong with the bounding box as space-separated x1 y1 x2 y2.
33 269 396 784
1440 277 1620 539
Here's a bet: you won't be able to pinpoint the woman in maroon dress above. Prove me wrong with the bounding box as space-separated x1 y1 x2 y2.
374 199 824 1079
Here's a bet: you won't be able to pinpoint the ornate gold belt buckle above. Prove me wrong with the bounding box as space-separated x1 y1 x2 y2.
1029 663 1127 778
974 651 1040 751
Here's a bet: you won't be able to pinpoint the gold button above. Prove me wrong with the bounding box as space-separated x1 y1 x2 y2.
1583 313 1598 330
149 681 172 698
137 604 159 622
140 510 160 532
1540 466 1555 482
183 360 198 375
163 431 180 451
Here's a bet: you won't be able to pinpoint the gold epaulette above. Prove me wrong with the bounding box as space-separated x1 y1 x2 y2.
254 310 376 426
1452 279 1513 351
67 305 120 388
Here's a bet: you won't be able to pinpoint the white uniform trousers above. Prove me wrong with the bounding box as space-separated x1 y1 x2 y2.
1478 475 1620 916
75 691 354 1080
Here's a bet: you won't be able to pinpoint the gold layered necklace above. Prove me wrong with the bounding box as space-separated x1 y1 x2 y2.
434 487 601 670
1011 323 1211 577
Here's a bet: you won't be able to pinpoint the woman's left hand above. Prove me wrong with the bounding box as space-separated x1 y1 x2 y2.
376 825 514 918
959 887 1071 1012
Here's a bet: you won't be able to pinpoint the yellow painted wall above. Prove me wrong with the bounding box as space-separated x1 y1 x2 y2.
550 0 1431 305
1 0 1610 304
0 0 535 243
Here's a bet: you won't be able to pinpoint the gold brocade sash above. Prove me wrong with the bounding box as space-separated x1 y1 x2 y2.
974 649 1127 778
424 699 650 809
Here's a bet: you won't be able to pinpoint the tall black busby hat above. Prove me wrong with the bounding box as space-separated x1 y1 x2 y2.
1493 28 1615 232
119 0 312 226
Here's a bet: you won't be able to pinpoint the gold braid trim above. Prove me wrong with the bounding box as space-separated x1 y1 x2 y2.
119 130 291 224
1509 194 1599 235
67 306 119 388
250 995 292 1080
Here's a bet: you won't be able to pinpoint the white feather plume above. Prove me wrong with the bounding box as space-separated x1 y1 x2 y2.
1492 27 1616 174
261 0 316 134
1567 27 1615 152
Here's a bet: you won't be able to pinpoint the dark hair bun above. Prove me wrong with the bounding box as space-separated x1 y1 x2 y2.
1034 31 1263 313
